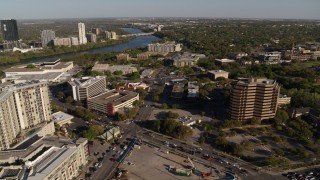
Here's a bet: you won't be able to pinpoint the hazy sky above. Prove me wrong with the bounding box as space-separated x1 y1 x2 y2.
1 0 319 19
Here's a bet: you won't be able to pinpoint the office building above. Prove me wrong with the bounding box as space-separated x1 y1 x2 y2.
86 33 97 43
68 76 106 101
0 136 88 180
87 89 139 116
116 53 130 61
78 23 87 45
208 70 229 80
0 81 52 150
230 78 280 121
0 19 19 41
148 41 182 53
41 30 55 47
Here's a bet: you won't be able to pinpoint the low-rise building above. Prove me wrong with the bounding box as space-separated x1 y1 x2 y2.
97 126 120 141
2 59 73 83
126 82 149 91
208 70 229 80
116 53 130 61
289 107 310 118
68 76 106 101
52 111 74 126
148 41 182 53
278 95 291 107
140 69 154 78
215 58 235 65
171 83 185 98
258 52 281 63
137 53 150 61
0 136 88 180
173 55 199 67
106 65 137 75
187 81 199 98
87 89 139 116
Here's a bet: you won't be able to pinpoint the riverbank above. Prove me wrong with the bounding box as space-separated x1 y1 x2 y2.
0 37 132 67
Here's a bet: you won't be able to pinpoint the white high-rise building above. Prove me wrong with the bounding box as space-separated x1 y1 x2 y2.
78 23 87 45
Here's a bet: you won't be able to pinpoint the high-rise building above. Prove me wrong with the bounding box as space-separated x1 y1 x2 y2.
229 78 280 121
86 33 97 43
41 30 55 47
105 31 112 39
68 76 106 101
70 37 79 46
0 82 52 150
92 28 100 35
78 23 87 45
111 31 117 40
0 19 19 41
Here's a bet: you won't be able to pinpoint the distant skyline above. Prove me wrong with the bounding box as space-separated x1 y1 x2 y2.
1 0 320 20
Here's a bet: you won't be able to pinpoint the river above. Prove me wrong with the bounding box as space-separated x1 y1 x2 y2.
24 28 159 64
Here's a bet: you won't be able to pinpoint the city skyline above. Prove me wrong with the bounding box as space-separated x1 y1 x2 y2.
0 0 319 20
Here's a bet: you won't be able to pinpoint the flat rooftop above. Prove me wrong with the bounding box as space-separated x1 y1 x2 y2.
172 83 185 93
52 111 74 123
208 70 229 75
69 76 105 88
88 89 138 106
5 72 64 81
215 58 235 63
0 136 86 161
238 78 276 85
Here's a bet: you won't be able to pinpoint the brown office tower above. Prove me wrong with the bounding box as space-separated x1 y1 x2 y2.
230 78 280 121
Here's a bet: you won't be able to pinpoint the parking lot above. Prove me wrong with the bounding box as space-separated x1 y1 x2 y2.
118 144 229 180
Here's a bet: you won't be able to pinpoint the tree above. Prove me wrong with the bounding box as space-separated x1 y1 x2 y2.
162 103 168 109
83 128 96 141
65 96 74 104
113 70 123 75
166 111 179 120
152 95 159 102
274 109 289 125
26 64 36 69
91 125 105 136
75 107 85 118
56 91 65 100
116 113 127 121
129 72 140 80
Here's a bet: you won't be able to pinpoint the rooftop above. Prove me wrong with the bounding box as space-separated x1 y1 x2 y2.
238 78 276 85
208 70 229 74
69 76 106 88
88 89 138 106
52 111 74 123
215 58 235 63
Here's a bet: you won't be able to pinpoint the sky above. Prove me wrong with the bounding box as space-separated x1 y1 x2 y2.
0 0 320 20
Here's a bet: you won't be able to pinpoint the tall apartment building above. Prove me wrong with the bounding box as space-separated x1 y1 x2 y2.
92 28 100 35
41 30 55 47
0 82 51 150
111 31 117 40
0 19 19 41
148 41 182 53
230 78 280 121
78 22 87 45
105 31 112 39
86 33 97 43
70 37 79 46
68 76 106 101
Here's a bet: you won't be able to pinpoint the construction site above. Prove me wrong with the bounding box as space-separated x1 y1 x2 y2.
118 144 234 180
